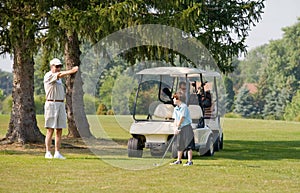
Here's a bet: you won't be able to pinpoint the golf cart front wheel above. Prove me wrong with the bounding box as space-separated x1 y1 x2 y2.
128 138 143 158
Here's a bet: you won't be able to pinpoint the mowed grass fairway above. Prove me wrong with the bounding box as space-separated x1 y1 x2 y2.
0 115 299 193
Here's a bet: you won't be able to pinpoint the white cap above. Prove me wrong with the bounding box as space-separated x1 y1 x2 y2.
50 58 62 66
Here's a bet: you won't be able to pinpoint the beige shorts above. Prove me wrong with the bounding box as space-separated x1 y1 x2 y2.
44 101 67 129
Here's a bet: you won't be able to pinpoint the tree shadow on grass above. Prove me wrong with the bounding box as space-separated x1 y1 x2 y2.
0 138 129 159
1 139 299 162
214 140 300 161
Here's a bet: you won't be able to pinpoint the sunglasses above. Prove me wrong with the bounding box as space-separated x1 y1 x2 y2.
55 65 63 68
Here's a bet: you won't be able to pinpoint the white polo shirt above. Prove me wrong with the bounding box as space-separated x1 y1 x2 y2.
44 71 65 100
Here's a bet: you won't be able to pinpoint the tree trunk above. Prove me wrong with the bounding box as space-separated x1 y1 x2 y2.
4 33 44 144
64 31 92 138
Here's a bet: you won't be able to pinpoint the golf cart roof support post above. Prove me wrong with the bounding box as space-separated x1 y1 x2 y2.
158 75 164 103
175 78 179 92
171 77 175 93
214 76 219 117
200 73 204 88
133 74 144 121
185 74 189 104
199 73 206 122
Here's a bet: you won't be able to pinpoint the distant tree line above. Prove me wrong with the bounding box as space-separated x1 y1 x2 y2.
225 19 300 121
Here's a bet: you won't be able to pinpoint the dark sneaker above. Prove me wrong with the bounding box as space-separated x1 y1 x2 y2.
170 160 182 165
183 161 193 166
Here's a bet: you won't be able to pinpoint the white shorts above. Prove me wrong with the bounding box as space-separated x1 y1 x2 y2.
44 101 67 129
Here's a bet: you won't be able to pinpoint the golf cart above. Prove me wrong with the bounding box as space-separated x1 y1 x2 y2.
127 67 223 158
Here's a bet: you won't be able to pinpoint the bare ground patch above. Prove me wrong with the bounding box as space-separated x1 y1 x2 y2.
0 137 128 156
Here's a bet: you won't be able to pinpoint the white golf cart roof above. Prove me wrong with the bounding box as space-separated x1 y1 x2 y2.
137 67 220 77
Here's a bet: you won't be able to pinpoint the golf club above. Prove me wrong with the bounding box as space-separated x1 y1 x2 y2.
153 135 176 166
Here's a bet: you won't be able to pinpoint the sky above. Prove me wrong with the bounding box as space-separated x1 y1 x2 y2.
245 0 300 50
0 0 299 73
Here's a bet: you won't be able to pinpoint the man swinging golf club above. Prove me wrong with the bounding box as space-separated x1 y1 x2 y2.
170 92 195 166
44 58 78 159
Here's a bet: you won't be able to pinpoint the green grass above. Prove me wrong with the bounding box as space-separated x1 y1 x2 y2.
0 116 299 192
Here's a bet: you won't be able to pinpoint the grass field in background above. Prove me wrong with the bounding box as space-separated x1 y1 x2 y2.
0 115 299 192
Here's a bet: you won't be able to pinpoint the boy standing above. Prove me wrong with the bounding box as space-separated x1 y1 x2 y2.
170 92 195 166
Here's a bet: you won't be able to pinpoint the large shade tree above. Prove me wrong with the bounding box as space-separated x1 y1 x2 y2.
0 1 50 143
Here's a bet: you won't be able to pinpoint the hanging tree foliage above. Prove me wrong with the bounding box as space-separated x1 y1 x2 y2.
114 0 265 73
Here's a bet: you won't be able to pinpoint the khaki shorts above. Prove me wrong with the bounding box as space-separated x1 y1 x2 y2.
44 101 67 129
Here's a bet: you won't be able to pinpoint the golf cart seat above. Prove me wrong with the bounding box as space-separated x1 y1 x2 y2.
188 105 203 121
153 104 174 119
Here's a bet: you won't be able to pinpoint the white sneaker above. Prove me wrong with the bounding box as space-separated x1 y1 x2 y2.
54 152 66 159
45 152 53 159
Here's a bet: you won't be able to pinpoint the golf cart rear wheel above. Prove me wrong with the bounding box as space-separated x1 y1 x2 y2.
220 133 224 150
214 138 220 152
128 138 143 158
